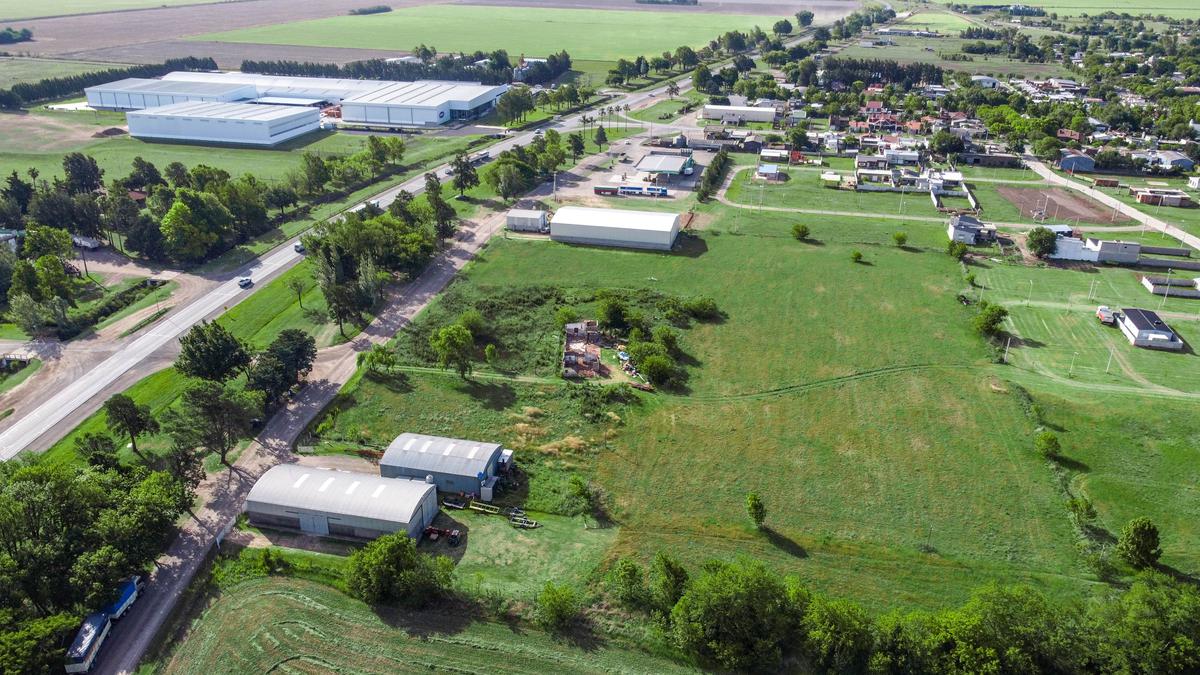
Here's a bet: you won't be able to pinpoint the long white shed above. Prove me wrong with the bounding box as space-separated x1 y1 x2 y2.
244 464 437 540
125 101 321 146
550 206 680 251
506 209 548 232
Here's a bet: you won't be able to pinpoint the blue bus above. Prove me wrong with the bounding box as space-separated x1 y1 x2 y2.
617 185 668 197
65 577 143 673
65 613 110 674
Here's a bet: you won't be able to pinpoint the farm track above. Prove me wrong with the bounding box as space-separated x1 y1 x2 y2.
680 363 962 402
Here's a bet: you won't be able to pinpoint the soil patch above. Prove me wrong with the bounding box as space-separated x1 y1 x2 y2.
0 111 106 152
995 186 1130 224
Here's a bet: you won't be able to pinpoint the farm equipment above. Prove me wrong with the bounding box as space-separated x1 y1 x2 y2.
509 514 541 529
468 500 500 515
423 526 461 546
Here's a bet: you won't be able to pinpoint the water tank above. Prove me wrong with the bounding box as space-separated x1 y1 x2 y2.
425 474 434 484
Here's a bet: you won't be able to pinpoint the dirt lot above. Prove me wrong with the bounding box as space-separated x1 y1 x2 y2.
17 0 446 58
995 185 1131 224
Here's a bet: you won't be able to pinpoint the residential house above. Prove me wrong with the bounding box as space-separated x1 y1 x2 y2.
947 214 996 245
1058 148 1095 173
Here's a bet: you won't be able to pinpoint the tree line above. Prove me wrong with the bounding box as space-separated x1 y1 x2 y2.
0 56 216 109
241 49 572 87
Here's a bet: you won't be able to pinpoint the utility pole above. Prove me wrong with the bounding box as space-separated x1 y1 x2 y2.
1160 268 1172 310
1003 336 1011 363
1105 347 1113 374
1027 279 1033 304
1069 351 1078 378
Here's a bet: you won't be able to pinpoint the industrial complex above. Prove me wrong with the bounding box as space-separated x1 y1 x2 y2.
84 70 509 144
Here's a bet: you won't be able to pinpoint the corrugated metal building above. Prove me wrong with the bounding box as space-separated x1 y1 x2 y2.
244 464 437 540
381 433 504 498
126 101 320 146
84 78 256 110
550 206 681 250
506 209 548 232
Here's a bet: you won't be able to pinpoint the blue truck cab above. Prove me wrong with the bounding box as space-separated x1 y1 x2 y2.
104 576 144 620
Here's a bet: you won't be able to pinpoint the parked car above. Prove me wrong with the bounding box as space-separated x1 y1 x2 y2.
238 277 253 289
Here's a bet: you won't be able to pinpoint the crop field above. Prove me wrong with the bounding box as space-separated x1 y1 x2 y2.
159 576 688 674
0 0 209 20
0 56 125 85
894 10 977 32
932 0 1200 19
839 36 1071 78
191 5 781 61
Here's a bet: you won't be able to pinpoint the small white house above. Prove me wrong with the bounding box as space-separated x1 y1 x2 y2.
1188 176 1200 190
550 206 680 250
971 75 1000 89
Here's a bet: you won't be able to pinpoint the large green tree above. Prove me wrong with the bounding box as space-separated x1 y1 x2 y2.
175 321 251 382
103 393 159 458
344 532 453 607
430 323 474 379
163 380 259 466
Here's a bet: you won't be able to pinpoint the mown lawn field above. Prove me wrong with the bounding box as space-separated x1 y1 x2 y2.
157 575 690 674
191 5 781 61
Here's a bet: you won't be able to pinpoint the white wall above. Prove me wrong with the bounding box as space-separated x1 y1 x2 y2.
127 110 319 146
342 103 449 127
550 221 680 250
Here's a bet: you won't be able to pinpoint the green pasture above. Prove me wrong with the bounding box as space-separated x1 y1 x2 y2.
725 168 943 218
0 0 206 20
216 261 352 350
0 57 127 85
628 91 704 124
839 36 1071 78
191 5 782 61
895 10 977 32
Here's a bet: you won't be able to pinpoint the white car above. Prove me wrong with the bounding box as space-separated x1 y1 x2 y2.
238 277 253 289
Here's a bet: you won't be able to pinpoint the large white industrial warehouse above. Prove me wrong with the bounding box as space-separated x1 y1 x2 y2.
550 206 681 250
84 70 508 133
126 102 320 147
244 464 438 540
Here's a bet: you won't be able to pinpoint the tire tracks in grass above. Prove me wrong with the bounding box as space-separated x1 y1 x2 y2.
676 363 962 403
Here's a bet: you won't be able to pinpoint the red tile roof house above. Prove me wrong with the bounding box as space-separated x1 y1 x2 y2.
1057 128 1083 142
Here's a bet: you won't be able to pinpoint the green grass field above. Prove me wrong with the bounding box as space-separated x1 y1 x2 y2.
157 575 690 674
0 57 128 85
725 168 944 218
0 0 210 20
192 5 782 61
628 91 704 124
216 262 350 350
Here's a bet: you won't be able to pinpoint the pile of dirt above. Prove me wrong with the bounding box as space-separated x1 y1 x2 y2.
92 127 127 138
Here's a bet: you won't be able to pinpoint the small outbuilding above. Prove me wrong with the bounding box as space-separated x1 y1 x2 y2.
1118 308 1185 350
700 104 776 124
635 154 695 179
381 433 505 500
1058 149 1095 173
506 208 548 232
947 214 996 245
244 464 437 540
550 206 681 251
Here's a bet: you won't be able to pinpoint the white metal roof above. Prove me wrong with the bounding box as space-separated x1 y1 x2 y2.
343 80 505 109
127 101 317 122
507 208 547 219
246 464 434 523
382 433 503 478
636 155 689 173
551 206 680 233
162 71 387 98
86 77 253 97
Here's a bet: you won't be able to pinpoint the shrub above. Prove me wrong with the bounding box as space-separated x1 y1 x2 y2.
648 552 689 618
534 581 580 631
803 597 874 673
683 296 720 321
1116 517 1162 569
639 355 678 386
457 308 486 338
947 240 968 259
850 250 864 263
1034 431 1060 459
793 223 810 240
972 300 1009 337
746 492 766 529
893 231 908 247
344 533 453 607
607 558 648 610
